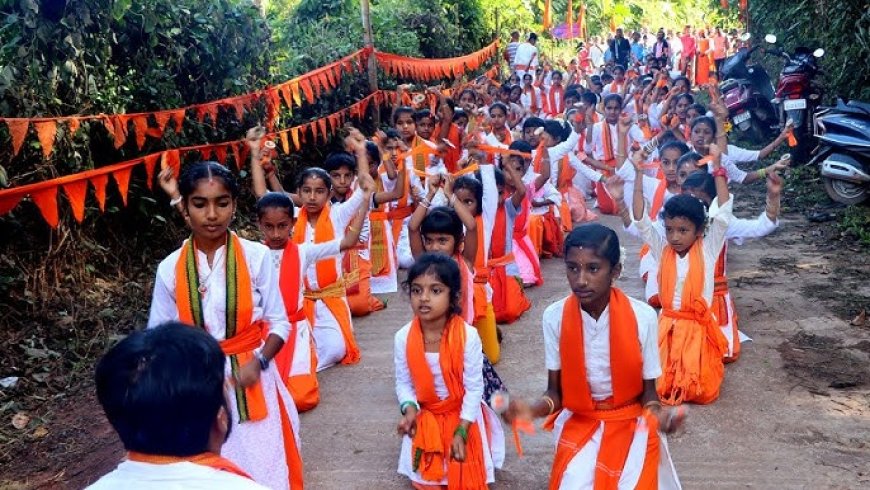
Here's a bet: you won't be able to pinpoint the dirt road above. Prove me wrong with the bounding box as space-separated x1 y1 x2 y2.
2 214 868 489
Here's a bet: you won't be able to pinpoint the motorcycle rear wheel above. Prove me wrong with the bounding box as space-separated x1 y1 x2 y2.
823 177 868 205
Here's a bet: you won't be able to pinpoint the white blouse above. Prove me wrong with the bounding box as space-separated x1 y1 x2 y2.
394 321 484 423
542 295 662 400
148 235 291 341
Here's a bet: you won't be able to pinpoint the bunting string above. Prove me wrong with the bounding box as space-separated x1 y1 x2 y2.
373 41 498 83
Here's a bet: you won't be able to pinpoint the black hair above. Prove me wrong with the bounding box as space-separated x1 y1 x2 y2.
452 110 469 122
677 151 703 169
563 223 621 267
529 33 538 42
676 93 695 105
179 161 240 200
656 129 678 147
384 128 402 141
297 167 332 190
580 91 598 106
543 120 571 143
690 115 718 134
551 70 563 79
413 109 434 123
612 64 626 73
564 88 582 102
500 85 513 95
508 140 533 154
453 175 484 216
256 191 294 220
673 76 691 88
458 88 476 101
95 322 226 457
601 73 614 83
420 206 464 253
682 170 716 203
442 98 456 111
489 102 508 117
522 117 545 130
404 253 463 317
659 141 690 158
322 151 357 174
688 103 707 115
663 193 707 230
392 106 414 125
365 141 381 164
603 93 623 108
493 166 505 188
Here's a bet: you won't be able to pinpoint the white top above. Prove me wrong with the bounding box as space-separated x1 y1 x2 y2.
299 188 365 290
542 296 662 399
87 461 268 490
530 130 582 189
567 151 604 187
478 164 498 262
648 102 665 131
268 240 342 314
513 42 539 69
148 236 291 341
520 87 543 115
394 321 484 423
634 197 734 308
590 121 648 162
616 161 675 214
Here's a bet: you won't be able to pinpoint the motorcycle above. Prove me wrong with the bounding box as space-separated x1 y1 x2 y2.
766 34 826 162
718 33 779 143
810 99 870 205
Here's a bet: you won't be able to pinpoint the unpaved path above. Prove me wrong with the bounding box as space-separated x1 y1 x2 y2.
2 215 868 489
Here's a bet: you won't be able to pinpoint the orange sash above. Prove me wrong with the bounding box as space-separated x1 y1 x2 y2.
558 156 578 231
275 242 309 386
524 86 539 113
549 291 657 490
127 451 252 480
649 179 667 220
175 233 266 423
434 123 462 173
513 194 543 286
600 122 616 171
370 178 391 277
657 240 728 405
406 315 487 489
547 85 565 116
712 244 740 362
293 203 337 288
532 144 546 173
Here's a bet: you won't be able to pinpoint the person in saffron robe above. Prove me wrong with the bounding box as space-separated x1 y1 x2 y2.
147 162 303 489
502 224 682 489
89 322 267 490
394 253 504 488
630 143 732 405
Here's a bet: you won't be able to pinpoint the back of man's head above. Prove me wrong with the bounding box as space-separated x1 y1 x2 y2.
96 322 226 457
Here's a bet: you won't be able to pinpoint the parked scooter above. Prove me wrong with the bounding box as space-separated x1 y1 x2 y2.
718 33 778 143
766 34 826 162
810 99 870 205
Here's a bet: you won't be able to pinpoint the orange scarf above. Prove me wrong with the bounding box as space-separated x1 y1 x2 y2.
406 315 487 489
175 233 267 422
127 451 252 480
549 290 652 490
293 203 338 288
274 241 305 381
532 143 546 173
650 179 668 220
547 84 565 115
601 122 616 171
657 240 728 405
524 86 539 112
369 177 391 277
490 206 507 259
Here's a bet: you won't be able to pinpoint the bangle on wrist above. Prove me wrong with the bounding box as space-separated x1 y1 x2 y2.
541 395 556 415
643 400 662 411
756 168 767 179
712 167 728 179
453 425 468 442
400 401 418 415
169 195 183 207
255 351 269 371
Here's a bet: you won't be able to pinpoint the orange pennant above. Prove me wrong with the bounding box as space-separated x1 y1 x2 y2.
143 153 160 190
31 186 59 227
112 116 129 149
300 79 315 105
155 112 171 134
112 166 134 206
162 150 181 178
171 110 185 134
0 194 23 216
34 121 57 159
90 174 109 211
5 118 30 157
62 180 89 223
279 85 294 109
102 117 116 141
231 100 246 121
279 132 289 153
214 145 228 164
132 115 149 150
318 118 328 140
65 117 81 137
291 127 300 150
290 82 302 107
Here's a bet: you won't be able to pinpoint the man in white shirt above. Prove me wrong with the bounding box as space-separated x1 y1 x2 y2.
513 33 539 80
88 323 267 490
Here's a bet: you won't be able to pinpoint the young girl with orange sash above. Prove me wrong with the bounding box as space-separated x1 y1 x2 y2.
488 164 532 324
294 166 366 372
502 224 681 489
541 70 566 118
508 140 547 287
254 191 369 413
395 253 505 488
148 162 304 489
482 103 514 162
629 144 732 405
364 139 406 297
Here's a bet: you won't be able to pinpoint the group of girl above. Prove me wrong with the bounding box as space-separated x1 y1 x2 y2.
142 48 789 488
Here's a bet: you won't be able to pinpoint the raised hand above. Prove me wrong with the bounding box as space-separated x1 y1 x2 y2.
158 166 180 199
604 175 627 203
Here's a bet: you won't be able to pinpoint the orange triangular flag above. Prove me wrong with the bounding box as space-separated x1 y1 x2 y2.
300 79 315 105
112 116 129 149
309 121 319 143
143 153 160 190
235 142 250 169
323 70 335 90
62 180 88 223
279 132 290 153
291 127 300 150
279 85 294 109
34 121 57 159
102 116 116 141
0 194 23 216
31 186 59 227
5 118 30 157
161 150 181 178
231 99 246 121
112 166 134 206
290 82 303 107
132 115 149 150
199 147 212 161
214 145 228 164
90 174 109 211
65 117 81 137
171 109 185 134
155 112 171 134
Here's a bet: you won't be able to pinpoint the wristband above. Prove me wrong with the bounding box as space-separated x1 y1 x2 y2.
400 401 418 415
255 351 269 371
453 425 468 442
756 168 767 179
169 195 183 207
712 167 728 179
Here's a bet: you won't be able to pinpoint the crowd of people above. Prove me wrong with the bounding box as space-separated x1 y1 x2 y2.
88 23 794 490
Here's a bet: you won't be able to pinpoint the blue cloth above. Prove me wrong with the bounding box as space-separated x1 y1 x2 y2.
631 42 645 63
